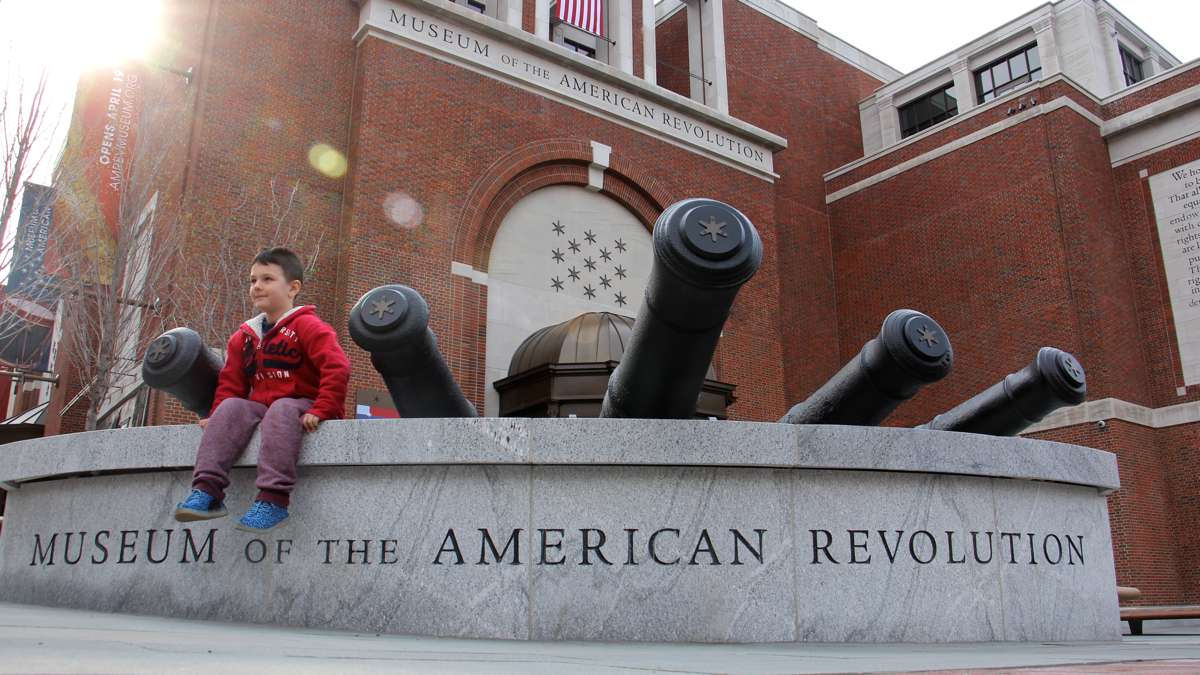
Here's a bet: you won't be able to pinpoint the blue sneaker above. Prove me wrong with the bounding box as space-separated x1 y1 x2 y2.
174 489 227 522
235 501 289 532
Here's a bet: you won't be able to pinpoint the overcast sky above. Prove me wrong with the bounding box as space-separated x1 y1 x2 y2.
779 0 1197 73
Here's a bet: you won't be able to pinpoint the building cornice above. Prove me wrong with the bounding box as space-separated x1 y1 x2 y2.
1024 397 1200 433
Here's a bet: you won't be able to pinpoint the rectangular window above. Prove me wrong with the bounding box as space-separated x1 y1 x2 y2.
898 83 958 139
563 37 597 58
451 0 495 18
1120 45 1145 86
974 43 1042 104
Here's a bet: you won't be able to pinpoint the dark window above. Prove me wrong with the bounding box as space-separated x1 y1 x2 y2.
1120 45 1145 86
974 43 1042 104
898 84 958 138
452 0 487 12
563 37 596 59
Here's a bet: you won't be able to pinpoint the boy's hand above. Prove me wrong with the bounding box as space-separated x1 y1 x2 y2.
198 418 209 429
302 413 321 433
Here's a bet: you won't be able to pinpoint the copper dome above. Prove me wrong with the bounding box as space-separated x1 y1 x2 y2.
496 312 730 418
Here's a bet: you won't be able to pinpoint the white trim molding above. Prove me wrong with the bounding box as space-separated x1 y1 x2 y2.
451 261 489 285
1024 397 1200 434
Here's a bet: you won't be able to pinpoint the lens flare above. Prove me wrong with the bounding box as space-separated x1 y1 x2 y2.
307 143 347 178
383 192 425 230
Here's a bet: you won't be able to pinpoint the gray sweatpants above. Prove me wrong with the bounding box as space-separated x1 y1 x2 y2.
191 396 313 508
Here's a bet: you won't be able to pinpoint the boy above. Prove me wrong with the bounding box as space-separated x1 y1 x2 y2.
173 247 350 532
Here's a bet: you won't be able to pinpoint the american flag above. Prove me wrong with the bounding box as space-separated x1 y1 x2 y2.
557 0 604 37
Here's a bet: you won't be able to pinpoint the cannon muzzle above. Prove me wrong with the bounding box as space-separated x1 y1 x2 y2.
920 347 1086 436
600 198 762 419
141 328 223 418
348 284 477 418
779 309 953 425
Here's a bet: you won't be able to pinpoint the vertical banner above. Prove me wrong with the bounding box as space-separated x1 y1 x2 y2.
47 64 143 279
6 183 54 293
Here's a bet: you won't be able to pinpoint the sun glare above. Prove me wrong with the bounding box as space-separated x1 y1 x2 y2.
49 1 165 70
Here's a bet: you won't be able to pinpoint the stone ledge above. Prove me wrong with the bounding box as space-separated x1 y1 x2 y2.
0 419 1119 492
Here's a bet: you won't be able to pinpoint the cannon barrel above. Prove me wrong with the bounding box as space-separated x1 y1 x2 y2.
600 198 762 419
141 328 224 418
348 284 477 418
779 309 953 426
920 347 1086 436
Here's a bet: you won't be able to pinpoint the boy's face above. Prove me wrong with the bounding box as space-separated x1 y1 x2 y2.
249 262 301 317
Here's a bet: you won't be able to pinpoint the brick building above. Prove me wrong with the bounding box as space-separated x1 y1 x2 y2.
34 0 1200 606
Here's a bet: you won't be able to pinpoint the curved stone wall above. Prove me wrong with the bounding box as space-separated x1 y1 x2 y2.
0 419 1121 643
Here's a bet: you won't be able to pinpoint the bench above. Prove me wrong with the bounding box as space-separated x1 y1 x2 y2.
1120 604 1200 635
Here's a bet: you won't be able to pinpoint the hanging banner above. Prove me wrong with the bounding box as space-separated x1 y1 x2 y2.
0 295 55 370
6 183 55 294
46 64 143 279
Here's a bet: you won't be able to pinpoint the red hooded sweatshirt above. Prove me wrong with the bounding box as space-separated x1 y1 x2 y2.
208 305 350 420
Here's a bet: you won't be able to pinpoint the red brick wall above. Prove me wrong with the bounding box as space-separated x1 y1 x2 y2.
720 0 884 405
1031 421 1189 605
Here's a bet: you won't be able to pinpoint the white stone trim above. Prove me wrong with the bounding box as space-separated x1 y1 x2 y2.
825 96 1101 204
588 140 611 190
641 0 656 85
451 261 489 285
1109 128 1200 169
1023 397 1200 433
1102 84 1200 137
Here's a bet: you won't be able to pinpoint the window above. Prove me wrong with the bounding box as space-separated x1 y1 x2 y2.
974 43 1042 104
898 84 958 138
563 37 596 59
549 0 610 63
451 0 496 19
1120 45 1145 86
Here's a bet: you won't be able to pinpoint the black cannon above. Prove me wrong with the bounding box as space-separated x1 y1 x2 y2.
600 198 762 419
348 284 477 418
920 347 1086 436
141 327 224 418
779 309 953 426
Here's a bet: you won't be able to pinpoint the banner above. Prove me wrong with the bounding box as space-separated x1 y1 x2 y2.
7 183 55 294
46 64 143 279
0 294 54 370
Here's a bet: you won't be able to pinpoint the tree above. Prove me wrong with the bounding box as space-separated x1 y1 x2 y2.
0 62 61 367
165 176 326 352
42 65 189 430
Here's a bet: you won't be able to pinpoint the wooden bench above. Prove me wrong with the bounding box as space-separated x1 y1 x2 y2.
1120 605 1200 635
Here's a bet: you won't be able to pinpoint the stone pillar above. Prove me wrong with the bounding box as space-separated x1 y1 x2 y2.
951 59 974 112
1033 16 1061 78
686 0 704 102
503 0 521 30
613 0 634 74
699 0 729 114
878 94 898 147
641 0 656 85
1097 11 1124 94
535 0 549 40
1140 46 1157 78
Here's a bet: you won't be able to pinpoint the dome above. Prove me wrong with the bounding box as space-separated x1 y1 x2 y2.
497 312 732 418
507 312 718 380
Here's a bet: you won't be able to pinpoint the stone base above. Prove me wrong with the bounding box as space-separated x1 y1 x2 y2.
0 419 1121 643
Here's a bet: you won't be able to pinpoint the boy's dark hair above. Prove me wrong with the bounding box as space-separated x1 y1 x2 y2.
253 247 304 284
